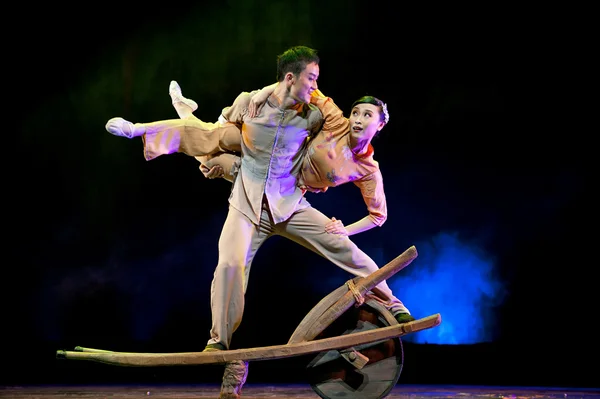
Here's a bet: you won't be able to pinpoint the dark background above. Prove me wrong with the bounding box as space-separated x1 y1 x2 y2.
5 1 595 390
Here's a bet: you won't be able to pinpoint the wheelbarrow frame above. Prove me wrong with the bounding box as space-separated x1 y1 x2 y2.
56 245 441 395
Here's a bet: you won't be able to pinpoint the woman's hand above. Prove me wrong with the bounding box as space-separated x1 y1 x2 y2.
325 217 349 236
299 184 329 194
248 83 278 117
248 95 266 118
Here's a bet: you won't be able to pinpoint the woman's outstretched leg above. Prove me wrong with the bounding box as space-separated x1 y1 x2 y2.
169 80 198 119
105 116 241 161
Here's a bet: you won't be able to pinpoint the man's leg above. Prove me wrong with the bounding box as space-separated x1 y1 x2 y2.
278 206 412 320
208 205 271 350
210 204 274 399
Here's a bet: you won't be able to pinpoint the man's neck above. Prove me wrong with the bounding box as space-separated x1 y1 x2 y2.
271 85 303 110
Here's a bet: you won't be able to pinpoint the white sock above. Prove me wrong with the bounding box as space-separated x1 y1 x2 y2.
169 80 198 117
105 117 144 138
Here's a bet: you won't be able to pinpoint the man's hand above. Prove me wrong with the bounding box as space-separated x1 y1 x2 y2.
325 217 348 236
199 164 225 179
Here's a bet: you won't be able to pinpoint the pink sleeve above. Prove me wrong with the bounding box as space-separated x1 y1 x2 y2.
354 170 388 226
310 95 348 134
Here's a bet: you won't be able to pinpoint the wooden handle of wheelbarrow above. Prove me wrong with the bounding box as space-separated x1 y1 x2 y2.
289 245 418 344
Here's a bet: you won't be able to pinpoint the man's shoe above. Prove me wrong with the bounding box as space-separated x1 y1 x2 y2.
203 342 226 352
169 80 199 111
395 313 416 324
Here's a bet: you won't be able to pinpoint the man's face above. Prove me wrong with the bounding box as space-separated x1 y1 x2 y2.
289 62 319 104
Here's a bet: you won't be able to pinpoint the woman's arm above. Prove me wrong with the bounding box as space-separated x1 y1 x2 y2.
248 83 278 117
308 92 349 135
325 216 379 236
325 171 387 236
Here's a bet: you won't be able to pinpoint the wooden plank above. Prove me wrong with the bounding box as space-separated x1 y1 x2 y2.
56 313 441 367
290 246 419 344
287 279 356 344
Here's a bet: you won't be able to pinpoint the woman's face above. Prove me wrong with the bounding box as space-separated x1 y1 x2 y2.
349 103 385 139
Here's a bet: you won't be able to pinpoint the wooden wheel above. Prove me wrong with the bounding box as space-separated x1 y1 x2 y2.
306 299 403 399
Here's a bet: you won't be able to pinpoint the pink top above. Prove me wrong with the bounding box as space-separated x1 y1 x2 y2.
302 95 387 226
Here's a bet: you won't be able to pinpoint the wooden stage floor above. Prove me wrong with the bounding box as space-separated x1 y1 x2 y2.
2 384 599 399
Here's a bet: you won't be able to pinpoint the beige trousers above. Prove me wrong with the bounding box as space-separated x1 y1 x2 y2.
139 116 243 180
208 200 409 349
140 116 241 161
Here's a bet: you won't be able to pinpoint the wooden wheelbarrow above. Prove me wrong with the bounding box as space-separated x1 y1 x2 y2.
56 245 441 399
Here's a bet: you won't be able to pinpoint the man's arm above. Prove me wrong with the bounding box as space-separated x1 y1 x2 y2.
197 152 240 183
194 91 250 182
